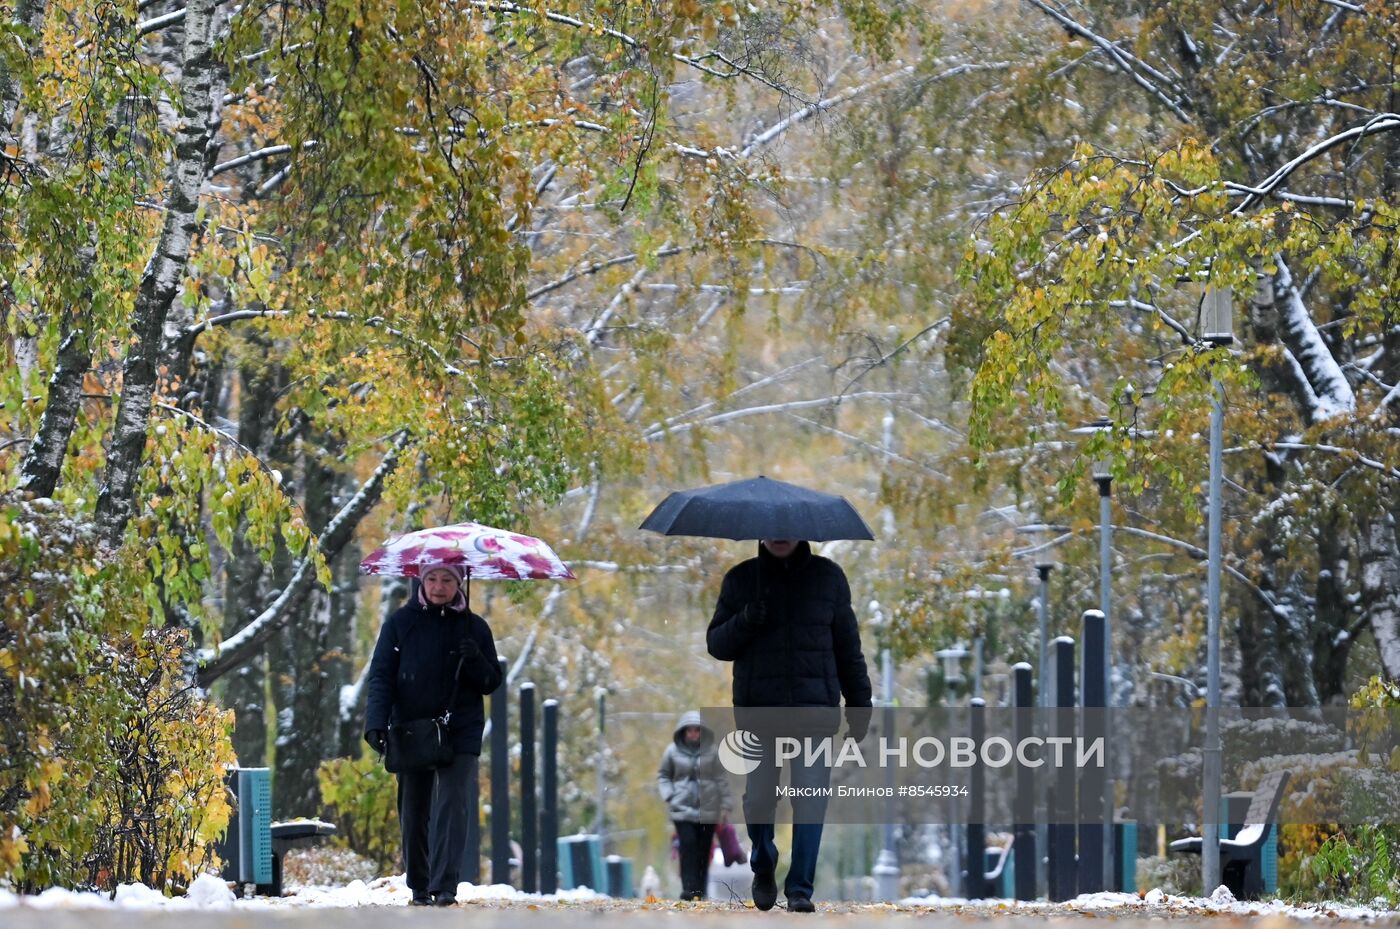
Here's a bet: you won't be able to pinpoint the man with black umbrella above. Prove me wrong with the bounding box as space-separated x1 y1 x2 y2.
706 538 873 913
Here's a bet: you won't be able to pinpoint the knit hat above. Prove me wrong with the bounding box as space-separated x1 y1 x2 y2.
420 562 466 583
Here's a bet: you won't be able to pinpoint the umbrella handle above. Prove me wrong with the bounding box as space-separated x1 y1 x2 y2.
755 542 763 605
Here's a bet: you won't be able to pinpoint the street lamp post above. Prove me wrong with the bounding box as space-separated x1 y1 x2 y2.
873 647 900 901
1202 284 1234 894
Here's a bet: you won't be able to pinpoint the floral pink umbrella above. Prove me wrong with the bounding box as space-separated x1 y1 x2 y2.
359 522 576 582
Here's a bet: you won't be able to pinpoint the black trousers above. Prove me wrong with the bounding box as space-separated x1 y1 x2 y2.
675 820 717 899
398 753 479 895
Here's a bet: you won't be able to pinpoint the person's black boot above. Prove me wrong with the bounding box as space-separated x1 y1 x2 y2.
787 895 815 913
752 871 778 911
409 891 433 906
434 892 457 907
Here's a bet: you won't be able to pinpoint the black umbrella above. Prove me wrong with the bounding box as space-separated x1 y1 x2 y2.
638 476 875 542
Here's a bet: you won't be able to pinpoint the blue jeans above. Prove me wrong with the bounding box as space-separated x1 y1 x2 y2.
743 740 832 901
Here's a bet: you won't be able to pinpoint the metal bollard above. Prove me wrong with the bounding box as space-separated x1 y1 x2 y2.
541 699 559 894
491 657 511 885
1079 611 1106 893
521 682 538 893
1049 636 1077 902
1013 663 1037 900
966 698 987 899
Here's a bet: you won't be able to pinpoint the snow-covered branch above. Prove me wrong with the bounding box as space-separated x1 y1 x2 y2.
528 246 683 302
1230 114 1400 215
568 560 692 574
183 307 470 376
1013 522 1281 613
469 1 790 89
642 391 911 441
1021 0 1192 123
1226 440 1400 482
196 431 412 686
74 7 188 50
1273 256 1355 422
210 142 318 177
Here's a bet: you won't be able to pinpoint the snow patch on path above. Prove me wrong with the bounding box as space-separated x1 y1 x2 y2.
0 873 607 911
898 888 1395 919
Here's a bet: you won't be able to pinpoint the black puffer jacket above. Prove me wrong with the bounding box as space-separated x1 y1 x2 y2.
706 542 872 711
364 598 503 755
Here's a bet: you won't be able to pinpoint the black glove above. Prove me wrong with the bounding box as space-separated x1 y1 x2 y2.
456 635 481 659
365 728 387 755
845 706 872 743
742 600 769 625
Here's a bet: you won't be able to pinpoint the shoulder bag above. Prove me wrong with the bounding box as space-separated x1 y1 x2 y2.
384 656 464 773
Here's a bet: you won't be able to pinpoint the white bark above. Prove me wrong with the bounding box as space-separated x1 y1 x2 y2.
96 0 224 543
1360 512 1400 681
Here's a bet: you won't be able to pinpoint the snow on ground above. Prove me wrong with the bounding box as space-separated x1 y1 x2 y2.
0 876 1394 918
897 887 1395 920
0 873 606 911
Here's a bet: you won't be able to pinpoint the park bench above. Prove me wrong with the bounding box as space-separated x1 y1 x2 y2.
982 839 1013 898
216 767 337 897
1168 769 1290 900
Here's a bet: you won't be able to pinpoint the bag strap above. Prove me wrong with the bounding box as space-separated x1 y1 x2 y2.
439 655 466 724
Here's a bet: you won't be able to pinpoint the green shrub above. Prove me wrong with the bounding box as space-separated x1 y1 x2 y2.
1297 826 1400 906
317 753 400 874
0 494 233 891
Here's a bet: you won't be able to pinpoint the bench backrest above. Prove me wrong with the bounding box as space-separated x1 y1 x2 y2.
1244 769 1291 827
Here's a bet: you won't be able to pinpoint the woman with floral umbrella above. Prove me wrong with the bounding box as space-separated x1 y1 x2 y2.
360 523 573 906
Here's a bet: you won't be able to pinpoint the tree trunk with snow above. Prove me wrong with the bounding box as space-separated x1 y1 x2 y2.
1360 510 1400 682
95 0 223 546
18 280 94 497
273 435 358 817
219 359 292 765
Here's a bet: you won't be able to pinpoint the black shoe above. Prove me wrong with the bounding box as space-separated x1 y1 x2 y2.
433 893 457 907
410 892 433 906
752 871 778 911
787 895 815 913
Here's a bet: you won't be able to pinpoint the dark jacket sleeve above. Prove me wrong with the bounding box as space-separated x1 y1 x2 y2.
706 568 761 661
364 613 400 733
831 568 873 707
458 613 504 695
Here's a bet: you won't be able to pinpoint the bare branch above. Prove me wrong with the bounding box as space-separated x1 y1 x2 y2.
1021 0 1193 123
643 391 912 441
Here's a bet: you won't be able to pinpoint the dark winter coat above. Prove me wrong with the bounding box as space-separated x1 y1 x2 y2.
657 711 733 823
364 597 503 755
706 541 873 713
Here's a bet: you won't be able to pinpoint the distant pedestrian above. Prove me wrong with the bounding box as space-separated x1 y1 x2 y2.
657 711 733 900
707 539 872 913
364 563 502 906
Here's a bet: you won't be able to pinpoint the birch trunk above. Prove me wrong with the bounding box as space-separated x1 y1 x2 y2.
1360 511 1400 682
17 246 96 497
95 0 223 545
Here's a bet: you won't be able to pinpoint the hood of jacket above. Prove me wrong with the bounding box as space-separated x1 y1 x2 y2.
672 710 714 750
